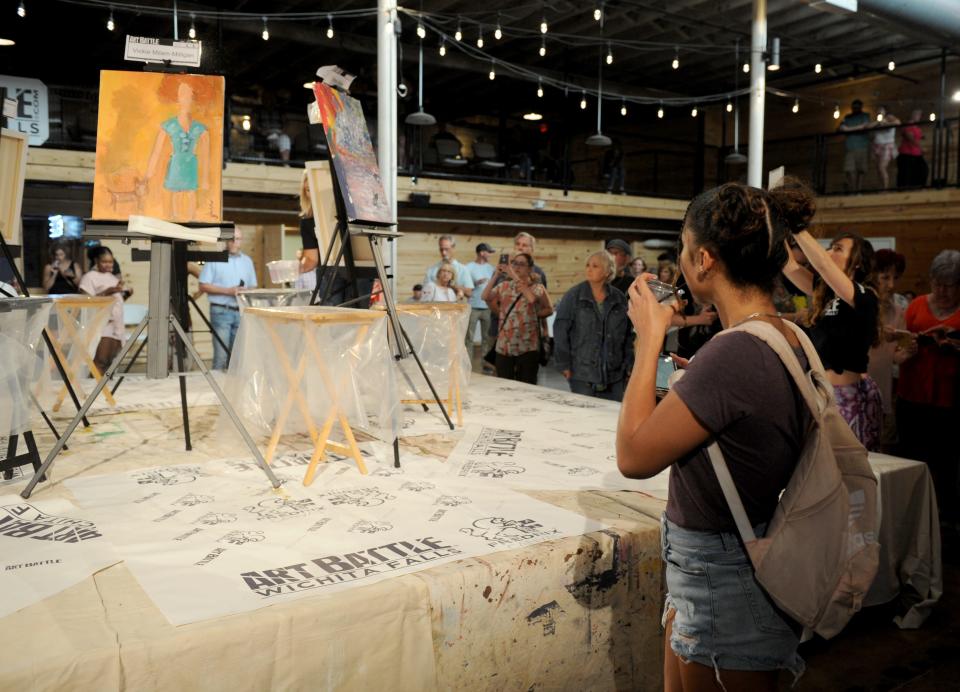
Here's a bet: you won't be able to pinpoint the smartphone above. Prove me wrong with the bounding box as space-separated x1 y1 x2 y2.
499 253 509 265
656 354 678 392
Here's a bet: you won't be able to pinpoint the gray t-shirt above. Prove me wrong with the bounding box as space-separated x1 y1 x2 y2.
667 331 811 532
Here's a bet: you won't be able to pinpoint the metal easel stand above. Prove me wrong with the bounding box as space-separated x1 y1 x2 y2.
20 232 281 499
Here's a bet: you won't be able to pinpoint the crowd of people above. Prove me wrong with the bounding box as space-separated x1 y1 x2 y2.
839 99 929 192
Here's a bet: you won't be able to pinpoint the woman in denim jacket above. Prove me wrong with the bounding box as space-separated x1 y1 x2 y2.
554 250 634 401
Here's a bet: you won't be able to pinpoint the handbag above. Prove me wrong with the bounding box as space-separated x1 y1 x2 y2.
484 294 523 366
538 322 553 366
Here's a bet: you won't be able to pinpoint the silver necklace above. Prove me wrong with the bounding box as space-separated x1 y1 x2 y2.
731 311 782 329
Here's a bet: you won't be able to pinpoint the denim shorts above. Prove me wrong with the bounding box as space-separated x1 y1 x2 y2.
661 515 805 683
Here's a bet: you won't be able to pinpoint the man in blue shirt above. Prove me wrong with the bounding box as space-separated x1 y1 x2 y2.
423 235 474 297
199 229 257 370
465 242 496 368
839 99 872 193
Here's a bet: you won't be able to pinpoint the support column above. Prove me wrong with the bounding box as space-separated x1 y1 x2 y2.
747 0 767 187
377 0 399 295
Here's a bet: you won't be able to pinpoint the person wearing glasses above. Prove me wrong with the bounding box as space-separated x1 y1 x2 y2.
482 252 554 383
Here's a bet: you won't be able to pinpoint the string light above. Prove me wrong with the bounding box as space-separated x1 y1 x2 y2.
726 99 733 113
327 14 334 39
657 103 664 119
537 78 543 98
672 47 680 70
495 15 502 40
876 112 884 122
540 16 548 34
416 22 425 39
620 99 627 116
454 18 462 42
106 8 115 31
833 104 840 119
691 106 698 117
887 60 895 71
814 62 822 74
477 26 483 48
489 62 496 80
241 115 251 131
188 14 196 39
17 2 25 18
539 36 546 57
742 62 750 73
439 37 446 56
791 98 799 114
261 16 269 40
580 91 587 110
606 43 613 65
929 112 936 121
594 4 603 21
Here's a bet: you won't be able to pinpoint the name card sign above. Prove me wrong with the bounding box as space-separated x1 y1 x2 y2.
124 36 202 68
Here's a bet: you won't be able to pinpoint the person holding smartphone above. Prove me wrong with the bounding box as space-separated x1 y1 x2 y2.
43 244 83 294
79 246 132 375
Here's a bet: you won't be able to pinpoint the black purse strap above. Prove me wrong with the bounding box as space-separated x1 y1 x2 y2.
497 294 524 335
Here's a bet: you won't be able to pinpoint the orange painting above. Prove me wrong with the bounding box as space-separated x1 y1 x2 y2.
92 70 224 223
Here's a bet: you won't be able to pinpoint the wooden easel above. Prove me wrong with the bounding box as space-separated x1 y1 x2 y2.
47 295 117 411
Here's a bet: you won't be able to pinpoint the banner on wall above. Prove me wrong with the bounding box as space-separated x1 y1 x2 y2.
0 75 48 145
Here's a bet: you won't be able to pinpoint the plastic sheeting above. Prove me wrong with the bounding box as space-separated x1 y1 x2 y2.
395 303 471 422
0 297 52 438
222 305 400 451
236 288 314 311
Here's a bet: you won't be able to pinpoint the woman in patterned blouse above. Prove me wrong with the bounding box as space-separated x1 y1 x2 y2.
483 252 554 383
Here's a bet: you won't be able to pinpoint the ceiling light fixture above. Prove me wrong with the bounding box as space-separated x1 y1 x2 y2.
691 106 698 117
539 36 546 57
0 38 15 46
726 99 733 113
303 81 315 89
792 98 799 114
241 115 251 131
416 22 425 39
477 26 484 48
767 37 780 71
606 43 613 65
540 16 548 34
18 2 26 18
188 14 196 39
814 62 822 74
537 78 543 98
406 36 436 126
594 4 603 21
261 16 268 41
107 8 115 31
580 91 587 110
454 19 462 42
439 37 446 56
495 15 502 40
621 99 627 116
952 89 960 102
523 112 543 121
888 60 895 71
489 62 496 80
742 62 750 73
327 15 335 39
672 47 679 70
657 102 664 119
833 104 840 119
929 112 936 121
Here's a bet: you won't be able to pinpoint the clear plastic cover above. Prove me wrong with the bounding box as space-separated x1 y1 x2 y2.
0 297 52 437
236 288 315 311
222 306 400 454
394 303 471 423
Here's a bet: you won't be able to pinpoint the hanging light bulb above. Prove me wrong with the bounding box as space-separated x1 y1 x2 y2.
594 6 603 21
454 18 462 42
929 112 936 122
106 9 115 31
691 106 698 117
477 26 484 48
242 115 251 132
327 15 335 39
606 43 613 65
672 47 679 70
417 22 425 39
742 62 750 73
792 98 799 114
495 15 502 40
620 99 627 116
17 2 26 18
657 103 664 119
188 14 196 39
439 38 446 56
833 104 840 119
580 92 587 110
815 62 822 74
489 62 496 80
539 36 546 57
887 60 896 71
537 78 543 98
726 99 733 113
261 16 269 41
540 16 548 34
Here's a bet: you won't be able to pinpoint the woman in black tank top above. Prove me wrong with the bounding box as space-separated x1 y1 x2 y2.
43 245 82 294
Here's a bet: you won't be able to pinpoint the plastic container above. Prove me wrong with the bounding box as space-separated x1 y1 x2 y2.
266 259 300 284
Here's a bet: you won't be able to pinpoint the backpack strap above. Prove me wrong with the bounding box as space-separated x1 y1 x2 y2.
706 442 758 542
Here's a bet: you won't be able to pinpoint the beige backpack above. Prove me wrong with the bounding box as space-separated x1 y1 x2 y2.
705 318 879 639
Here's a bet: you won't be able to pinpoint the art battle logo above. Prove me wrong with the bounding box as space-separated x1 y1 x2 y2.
219 530 266 545
324 488 395 508
227 453 310 474
567 466 599 477
0 503 102 543
370 467 404 478
469 427 523 458
435 495 471 507
243 497 320 521
349 520 393 534
535 392 599 409
400 481 435 492
173 494 214 507
240 537 463 598
460 517 559 548
194 512 237 526
460 459 525 479
133 466 205 486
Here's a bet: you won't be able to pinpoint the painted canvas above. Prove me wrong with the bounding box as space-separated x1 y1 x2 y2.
92 70 224 223
312 83 393 225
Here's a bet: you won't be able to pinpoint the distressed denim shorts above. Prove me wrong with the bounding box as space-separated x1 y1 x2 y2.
661 515 805 683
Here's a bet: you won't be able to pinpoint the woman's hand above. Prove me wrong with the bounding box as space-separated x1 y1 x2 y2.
669 353 690 369
627 274 676 353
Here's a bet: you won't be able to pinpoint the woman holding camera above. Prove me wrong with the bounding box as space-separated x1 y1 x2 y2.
617 182 811 691
782 214 881 450
553 250 633 400
483 252 553 384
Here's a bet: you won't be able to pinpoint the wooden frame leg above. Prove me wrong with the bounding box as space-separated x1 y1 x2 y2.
262 323 319 463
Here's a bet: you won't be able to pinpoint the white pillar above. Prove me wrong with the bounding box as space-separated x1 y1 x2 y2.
747 0 766 188
377 0 399 294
